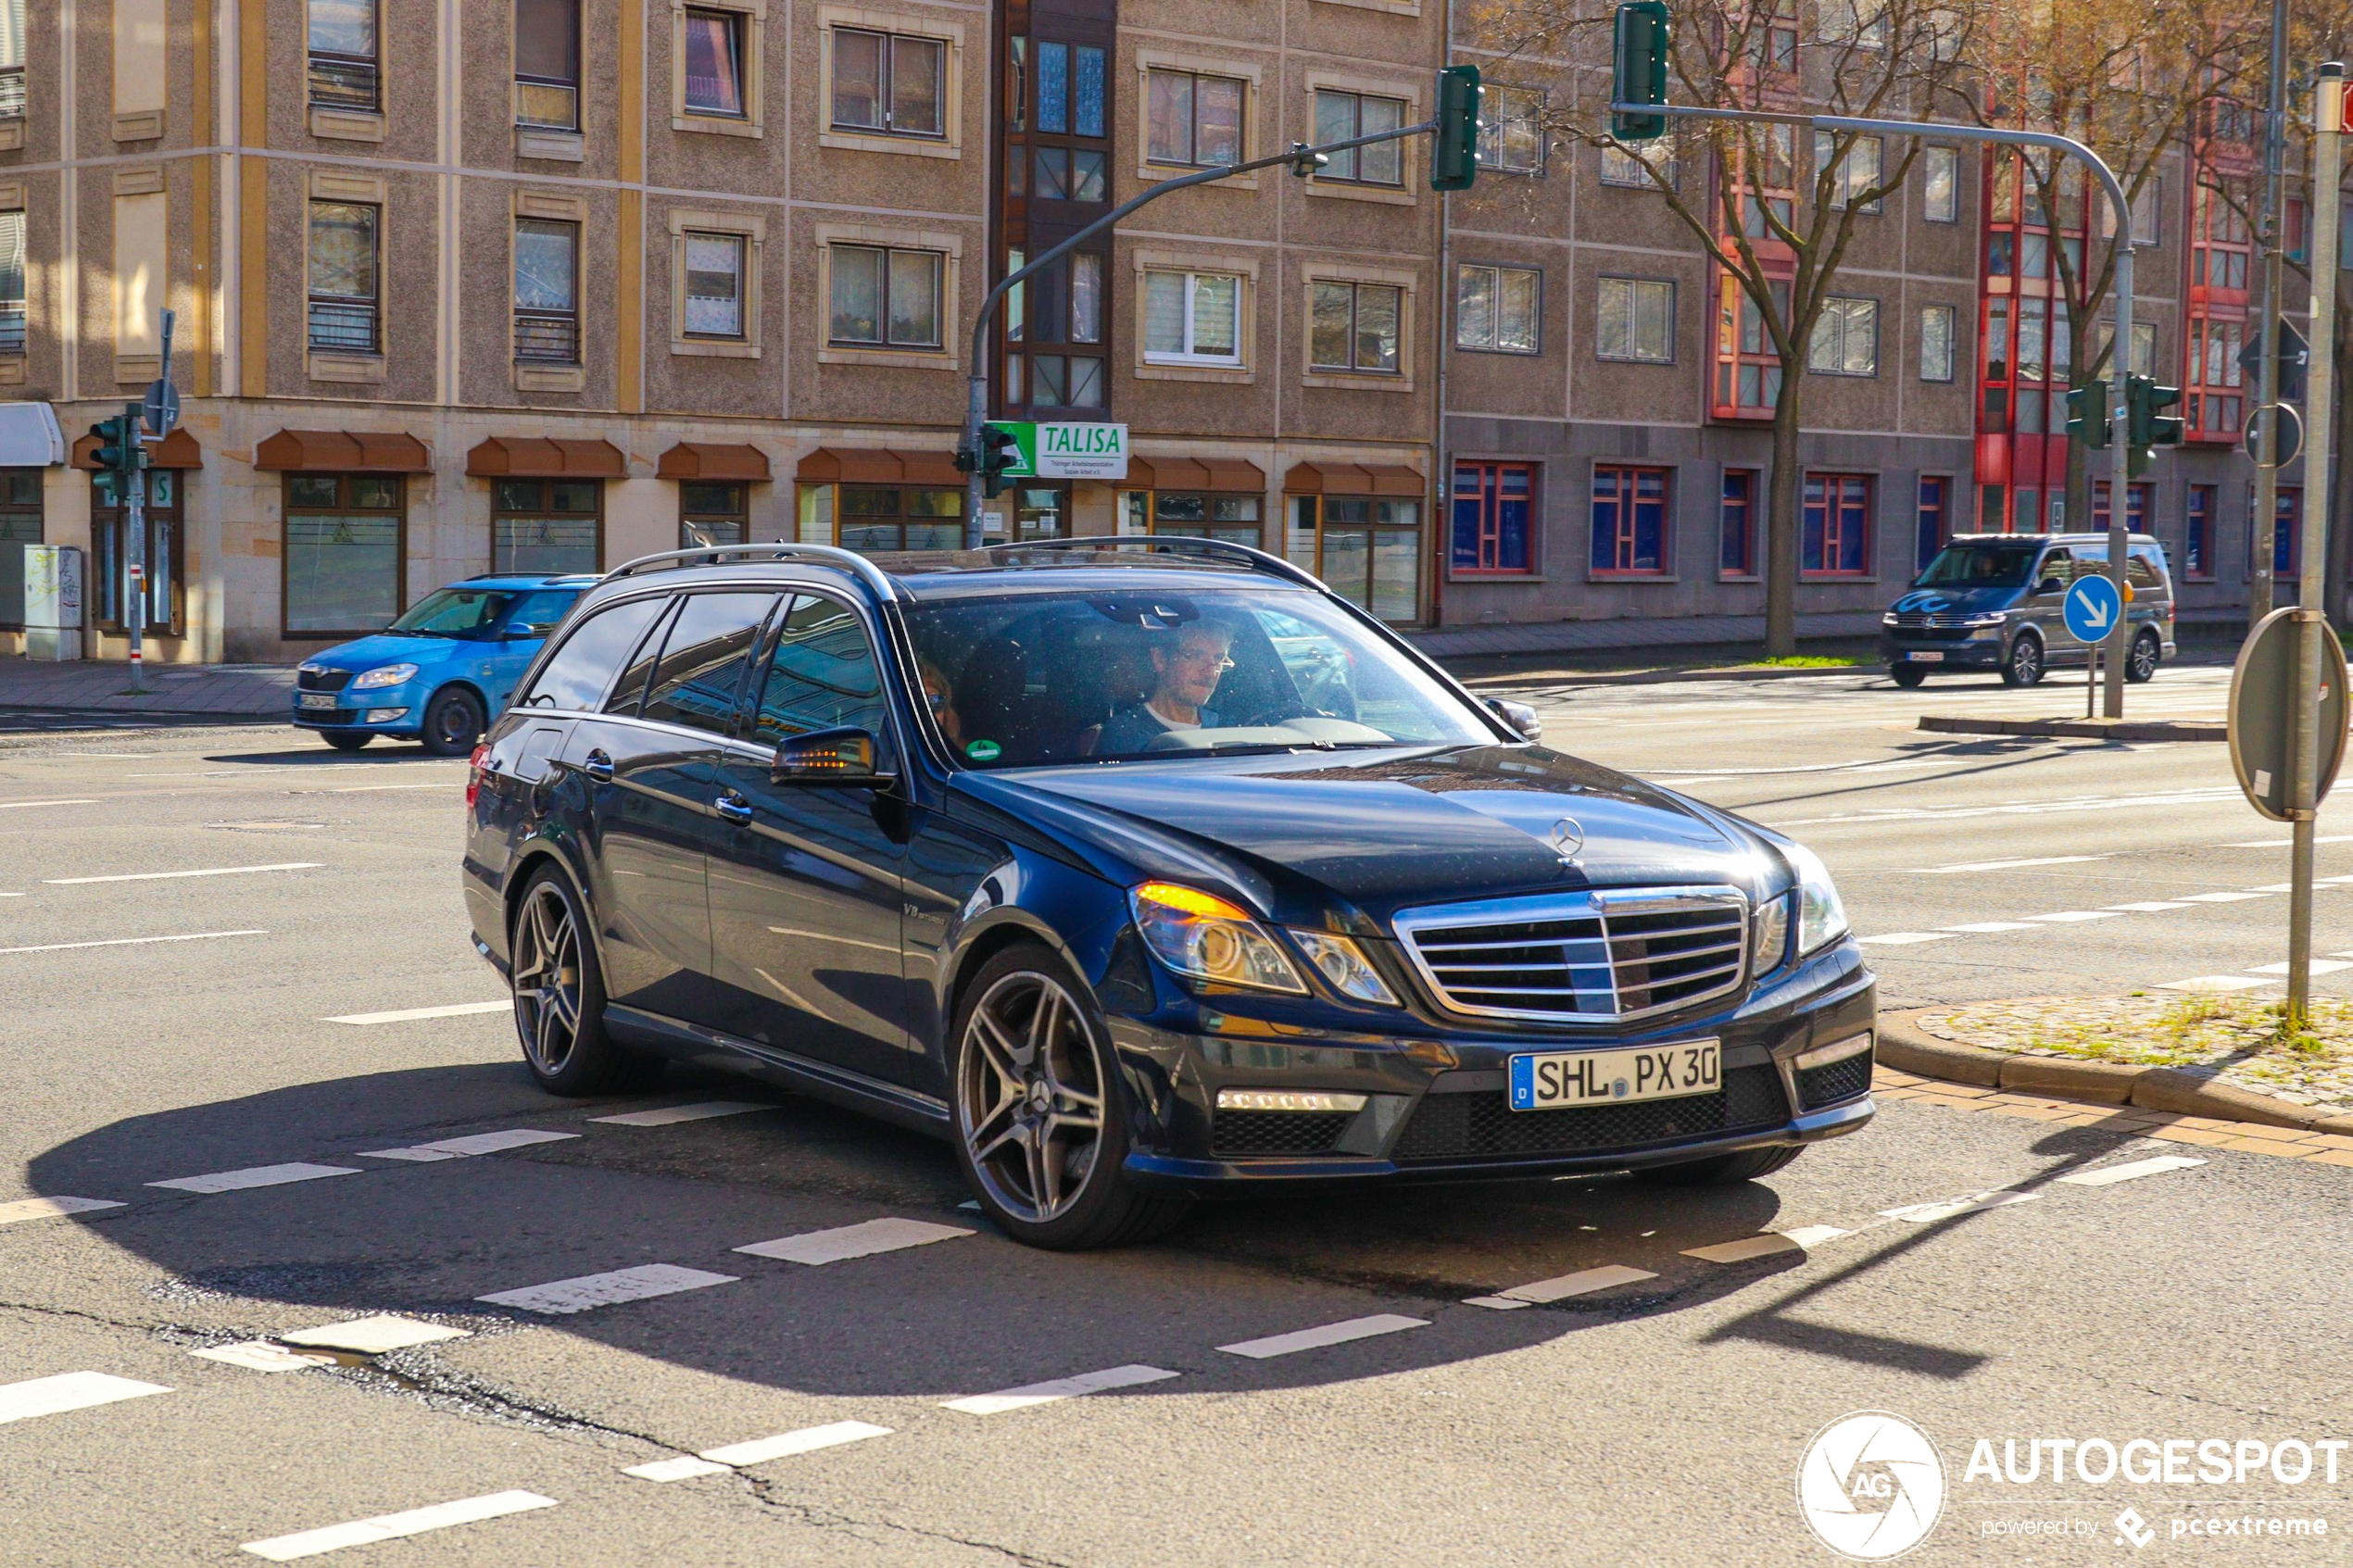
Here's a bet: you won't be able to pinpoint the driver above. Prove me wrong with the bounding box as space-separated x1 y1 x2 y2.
1098 620 1233 755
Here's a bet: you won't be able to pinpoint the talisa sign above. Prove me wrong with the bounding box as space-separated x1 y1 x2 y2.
988 420 1129 481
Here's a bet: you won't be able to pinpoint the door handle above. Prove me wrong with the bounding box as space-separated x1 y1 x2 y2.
714 792 753 823
581 749 613 781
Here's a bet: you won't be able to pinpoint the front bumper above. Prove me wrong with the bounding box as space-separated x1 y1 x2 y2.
1882 632 2003 668
292 689 422 733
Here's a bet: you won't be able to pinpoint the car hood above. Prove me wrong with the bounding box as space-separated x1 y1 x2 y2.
304 633 456 671
1889 584 2020 616
959 745 1774 925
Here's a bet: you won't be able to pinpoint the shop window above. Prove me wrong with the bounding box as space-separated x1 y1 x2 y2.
492 478 601 573
1801 472 1871 577
283 473 402 635
829 483 965 552
681 481 747 547
0 468 39 627
1719 469 1756 577
1298 493 1420 620
1591 466 1670 577
1451 461 1534 575
1124 490 1260 546
91 468 183 636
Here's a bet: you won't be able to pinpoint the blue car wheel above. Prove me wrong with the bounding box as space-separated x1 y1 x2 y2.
421 686 487 756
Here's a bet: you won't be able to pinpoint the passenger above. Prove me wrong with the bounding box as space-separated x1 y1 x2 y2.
919 659 964 747
1096 621 1232 755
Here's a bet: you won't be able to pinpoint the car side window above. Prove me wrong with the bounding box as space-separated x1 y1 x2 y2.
2037 549 2070 587
640 592 781 736
2125 553 2162 590
515 596 667 712
505 590 580 637
605 598 679 716
747 594 889 743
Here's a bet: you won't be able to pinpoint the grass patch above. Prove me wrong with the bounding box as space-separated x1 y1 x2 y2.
1738 655 1869 669
1923 995 2353 1109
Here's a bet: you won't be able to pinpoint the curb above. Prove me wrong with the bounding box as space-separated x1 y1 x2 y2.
0 703 282 725
1447 662 1867 688
1916 714 2226 743
1877 1012 2353 1134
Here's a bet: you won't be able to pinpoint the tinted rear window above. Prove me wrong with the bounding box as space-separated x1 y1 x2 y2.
640 592 778 736
517 596 666 712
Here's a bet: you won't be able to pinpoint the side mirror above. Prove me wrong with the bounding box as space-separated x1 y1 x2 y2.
2036 576 2065 596
772 725 891 784
1486 697 1541 743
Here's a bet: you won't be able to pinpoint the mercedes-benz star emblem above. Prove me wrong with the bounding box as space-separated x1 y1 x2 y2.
1549 817 1584 863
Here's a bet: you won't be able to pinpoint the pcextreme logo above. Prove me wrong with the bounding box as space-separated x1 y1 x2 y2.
1797 1411 1948 1561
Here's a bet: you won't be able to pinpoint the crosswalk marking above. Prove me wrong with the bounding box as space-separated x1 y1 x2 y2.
2057 1156 2208 1187
147 1162 361 1195
945 1364 1178 1414
2025 910 2123 923
1217 1314 1428 1360
1682 1234 1804 1264
359 1129 578 1161
588 1101 772 1127
623 1456 732 1483
190 1342 335 1374
0 929 269 957
1881 1190 2040 1223
476 1263 739 1315
44 861 321 885
0 1371 172 1425
2177 891 2270 904
0 1195 123 1226
1464 1263 1658 1310
1856 933 1950 947
241 1490 558 1561
1940 921 2040 933
733 1218 972 1266
326 1001 508 1025
698 1421 894 1467
280 1316 471 1354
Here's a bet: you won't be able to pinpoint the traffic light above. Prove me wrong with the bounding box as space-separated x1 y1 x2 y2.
86 415 139 474
2124 375 2183 477
1430 65 1481 192
1612 1 1672 143
2063 383 2110 449
978 423 1022 499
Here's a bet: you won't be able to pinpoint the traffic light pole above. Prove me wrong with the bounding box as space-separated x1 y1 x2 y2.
2250 0 2289 623
125 433 145 694
1613 102 2141 716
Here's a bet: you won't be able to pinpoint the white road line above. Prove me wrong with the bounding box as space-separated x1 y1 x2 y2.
1880 1190 2040 1223
588 1101 771 1127
0 797 97 809
623 1456 733 1482
698 1421 893 1467
190 1342 336 1374
1912 855 2108 873
1217 1314 1428 1360
733 1218 972 1265
1463 1263 1658 1310
327 1001 508 1025
1780 784 2246 827
1940 921 2041 934
148 1162 361 1195
281 1317 472 1354
0 1195 124 1226
476 1263 738 1315
1683 1234 1806 1264
308 781 463 793
2247 959 2353 976
1777 1224 1853 1248
944 1364 1178 1414
2057 1156 2208 1187
359 1129 578 1161
2024 910 2123 922
43 861 321 885
2222 834 2353 847
0 1371 172 1425
2105 901 2194 912
2157 975 2276 994
2177 890 2271 903
1855 933 1953 947
0 928 268 956
241 1490 558 1562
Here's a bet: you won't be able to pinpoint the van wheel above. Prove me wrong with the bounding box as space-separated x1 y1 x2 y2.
2000 633 2045 686
2125 629 2160 684
1890 666 1928 689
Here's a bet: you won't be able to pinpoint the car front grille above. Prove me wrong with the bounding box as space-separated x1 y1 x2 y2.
1391 1065 1787 1162
1889 625 1979 642
296 708 359 726
297 667 355 692
1796 1052 1873 1110
1210 1110 1356 1158
1392 887 1750 1023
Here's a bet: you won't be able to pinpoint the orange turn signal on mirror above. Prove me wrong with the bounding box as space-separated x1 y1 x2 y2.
1132 882 1252 922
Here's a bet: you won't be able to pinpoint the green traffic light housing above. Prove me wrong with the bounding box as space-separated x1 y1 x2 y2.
978 423 1022 499
2124 375 2183 477
1430 65 1481 192
86 416 137 474
1613 1 1672 143
2063 383 2110 449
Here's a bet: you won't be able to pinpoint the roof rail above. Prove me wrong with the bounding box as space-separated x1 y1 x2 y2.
975 535 1324 591
601 543 904 600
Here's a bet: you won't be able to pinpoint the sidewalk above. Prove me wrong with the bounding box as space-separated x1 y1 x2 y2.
1404 608 1882 659
0 656 294 720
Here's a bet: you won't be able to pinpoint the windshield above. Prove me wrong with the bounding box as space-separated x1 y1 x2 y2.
1914 545 2042 590
902 584 1502 768
387 587 517 638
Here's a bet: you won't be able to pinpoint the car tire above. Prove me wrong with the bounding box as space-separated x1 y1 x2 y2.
2125 629 2160 684
2000 633 2045 686
508 864 662 1097
422 686 488 757
1890 665 1928 689
948 943 1192 1251
1636 1144 1806 1185
321 730 372 752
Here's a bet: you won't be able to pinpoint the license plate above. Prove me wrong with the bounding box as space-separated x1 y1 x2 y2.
1905 651 1944 662
299 693 338 710
1508 1040 1720 1111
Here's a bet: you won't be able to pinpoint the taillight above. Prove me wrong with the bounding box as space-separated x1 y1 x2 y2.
467 743 490 809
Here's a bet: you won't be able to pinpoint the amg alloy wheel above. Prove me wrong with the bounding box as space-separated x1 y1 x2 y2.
509 868 655 1095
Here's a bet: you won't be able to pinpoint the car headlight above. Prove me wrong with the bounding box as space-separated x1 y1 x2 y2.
1881 611 1900 626
1288 930 1399 1005
1959 612 2007 627
1752 895 1792 971
1130 882 1306 994
350 663 418 690
1783 842 1850 956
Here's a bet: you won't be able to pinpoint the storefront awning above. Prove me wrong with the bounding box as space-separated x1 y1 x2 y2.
795 446 963 486
71 427 204 470
1282 461 1424 497
465 436 627 479
254 429 433 473
657 442 772 482
0 403 65 467
1126 457 1265 492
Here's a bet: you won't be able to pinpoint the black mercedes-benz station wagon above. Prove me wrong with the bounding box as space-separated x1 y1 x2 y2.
463 540 1875 1249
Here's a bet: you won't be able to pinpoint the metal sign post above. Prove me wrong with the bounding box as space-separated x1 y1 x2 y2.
2064 575 2122 722
123 308 176 694
2251 0 2290 622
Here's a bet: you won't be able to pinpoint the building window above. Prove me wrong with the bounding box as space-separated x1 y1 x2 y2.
283 473 402 635
308 201 379 355
1124 490 1260 546
1478 85 1543 173
1312 89 1404 187
308 0 379 111
90 469 182 634
492 478 601 573
1143 270 1241 365
1814 132 1882 212
681 481 747 547
831 28 945 138
2185 177 2251 441
0 469 39 628
0 209 23 357
1309 281 1402 374
1922 145 1957 221
1715 277 1788 418
682 231 746 339
827 483 965 552
2248 485 2298 577
1808 296 1878 376
1601 144 1676 188
1596 276 1672 363
1005 250 1103 405
1451 461 1534 575
0 0 22 120
682 7 746 118
1919 303 1954 383
1018 40 1107 200
1145 69 1242 168
1299 494 1420 619
1802 473 1872 576
2184 484 2214 580
514 0 581 131
2188 318 2246 437
2102 178 2161 245
1916 476 1950 570
1455 264 1539 355
1719 469 1757 577
828 244 943 350
1817 0 1887 46
513 218 579 363
1591 466 1670 578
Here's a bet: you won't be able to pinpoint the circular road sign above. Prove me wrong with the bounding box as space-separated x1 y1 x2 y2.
2228 606 2351 822
141 377 181 437
2061 572 2123 645
2244 402 2305 470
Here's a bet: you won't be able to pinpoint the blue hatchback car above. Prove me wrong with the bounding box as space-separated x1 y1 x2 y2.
293 574 595 754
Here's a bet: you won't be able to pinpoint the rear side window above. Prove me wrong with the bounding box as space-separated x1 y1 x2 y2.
2126 550 2165 590
640 592 780 736
517 596 667 711
749 595 888 742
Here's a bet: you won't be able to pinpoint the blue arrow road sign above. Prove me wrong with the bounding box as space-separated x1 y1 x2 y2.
2063 572 2123 643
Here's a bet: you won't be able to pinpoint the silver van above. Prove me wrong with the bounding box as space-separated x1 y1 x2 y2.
1881 532 2177 688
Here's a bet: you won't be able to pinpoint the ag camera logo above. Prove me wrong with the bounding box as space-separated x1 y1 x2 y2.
1798 1411 1946 1560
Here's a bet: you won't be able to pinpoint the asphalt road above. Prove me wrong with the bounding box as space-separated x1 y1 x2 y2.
4 671 2349 1568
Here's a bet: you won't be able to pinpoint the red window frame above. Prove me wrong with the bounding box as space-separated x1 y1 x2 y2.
2090 481 2152 534
1915 475 1950 572
1708 120 1794 423
2248 485 2300 578
2184 484 2215 581
2184 174 2251 443
1591 465 1671 579
1801 471 1871 578
1718 467 1758 578
1450 460 1537 576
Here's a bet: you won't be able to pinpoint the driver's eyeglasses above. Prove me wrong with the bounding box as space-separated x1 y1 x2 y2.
1176 648 1235 671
